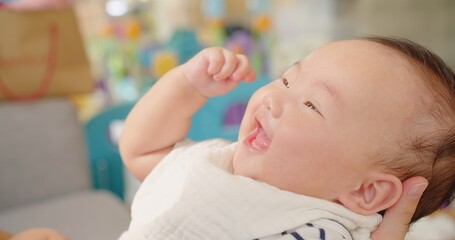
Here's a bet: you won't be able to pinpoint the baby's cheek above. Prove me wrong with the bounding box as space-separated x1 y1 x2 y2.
237 105 260 139
232 150 254 178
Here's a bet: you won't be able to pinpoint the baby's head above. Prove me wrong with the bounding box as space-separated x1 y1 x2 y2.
232 37 455 222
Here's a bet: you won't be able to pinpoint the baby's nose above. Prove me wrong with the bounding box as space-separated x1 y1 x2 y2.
263 93 284 118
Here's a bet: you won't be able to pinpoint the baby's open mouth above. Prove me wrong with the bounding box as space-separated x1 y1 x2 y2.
245 119 271 151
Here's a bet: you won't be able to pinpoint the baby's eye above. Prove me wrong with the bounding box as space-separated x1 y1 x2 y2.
304 101 321 114
282 78 290 88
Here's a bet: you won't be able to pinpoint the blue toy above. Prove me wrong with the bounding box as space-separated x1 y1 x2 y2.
85 102 135 200
188 75 270 141
202 0 225 20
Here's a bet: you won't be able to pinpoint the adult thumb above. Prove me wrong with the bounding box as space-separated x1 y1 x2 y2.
371 176 428 240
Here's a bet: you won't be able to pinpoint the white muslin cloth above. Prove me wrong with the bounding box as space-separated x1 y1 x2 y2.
120 139 381 240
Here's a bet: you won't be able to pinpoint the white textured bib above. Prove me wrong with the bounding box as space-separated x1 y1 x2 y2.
121 139 381 240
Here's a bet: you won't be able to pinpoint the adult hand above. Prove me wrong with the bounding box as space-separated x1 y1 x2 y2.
10 228 68 240
371 176 428 240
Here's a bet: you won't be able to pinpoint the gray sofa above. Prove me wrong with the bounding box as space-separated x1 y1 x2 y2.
0 98 130 239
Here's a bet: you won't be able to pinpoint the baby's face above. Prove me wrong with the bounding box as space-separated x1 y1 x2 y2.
233 40 426 201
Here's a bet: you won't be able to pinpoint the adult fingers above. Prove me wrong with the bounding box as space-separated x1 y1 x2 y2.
371 176 428 240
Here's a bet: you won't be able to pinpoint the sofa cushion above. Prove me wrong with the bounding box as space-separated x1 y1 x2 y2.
0 190 130 240
0 98 91 211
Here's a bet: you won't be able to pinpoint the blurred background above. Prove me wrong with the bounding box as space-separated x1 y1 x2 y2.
0 0 454 239
72 0 455 119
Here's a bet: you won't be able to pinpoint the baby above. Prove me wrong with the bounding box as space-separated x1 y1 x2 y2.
119 37 455 240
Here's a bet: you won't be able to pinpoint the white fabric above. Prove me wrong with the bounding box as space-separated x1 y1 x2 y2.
120 139 381 240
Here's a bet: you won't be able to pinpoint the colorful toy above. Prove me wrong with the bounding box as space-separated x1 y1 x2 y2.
125 19 141 41
200 0 226 46
224 26 252 55
202 0 225 20
165 29 202 64
151 51 178 78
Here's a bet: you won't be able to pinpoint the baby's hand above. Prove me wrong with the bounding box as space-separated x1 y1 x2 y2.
182 48 256 98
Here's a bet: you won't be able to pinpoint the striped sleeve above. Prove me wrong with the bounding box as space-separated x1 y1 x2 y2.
274 219 353 240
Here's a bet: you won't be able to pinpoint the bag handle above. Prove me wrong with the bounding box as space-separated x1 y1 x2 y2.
0 23 59 100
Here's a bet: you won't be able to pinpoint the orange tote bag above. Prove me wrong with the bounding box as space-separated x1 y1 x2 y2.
0 8 93 100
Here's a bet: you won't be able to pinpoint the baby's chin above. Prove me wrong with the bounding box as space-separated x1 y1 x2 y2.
231 148 253 178
231 148 241 175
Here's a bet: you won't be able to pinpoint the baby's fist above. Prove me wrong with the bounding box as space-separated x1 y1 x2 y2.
182 48 256 98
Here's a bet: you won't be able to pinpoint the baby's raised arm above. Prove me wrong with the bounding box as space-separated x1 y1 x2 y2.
119 48 255 181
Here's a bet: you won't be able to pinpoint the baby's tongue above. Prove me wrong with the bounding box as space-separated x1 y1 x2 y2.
252 129 270 151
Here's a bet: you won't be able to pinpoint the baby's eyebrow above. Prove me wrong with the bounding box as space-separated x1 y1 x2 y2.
315 81 343 105
287 60 343 106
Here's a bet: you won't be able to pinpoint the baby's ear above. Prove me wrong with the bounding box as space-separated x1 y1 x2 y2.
338 173 402 215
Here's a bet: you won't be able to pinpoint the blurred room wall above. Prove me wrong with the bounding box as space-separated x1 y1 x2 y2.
269 0 455 76
347 0 455 67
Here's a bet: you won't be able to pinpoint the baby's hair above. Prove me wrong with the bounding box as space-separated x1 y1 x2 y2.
362 36 455 222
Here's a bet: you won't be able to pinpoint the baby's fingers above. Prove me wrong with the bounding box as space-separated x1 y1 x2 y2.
213 50 238 81
232 54 255 82
206 48 226 76
242 70 256 83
